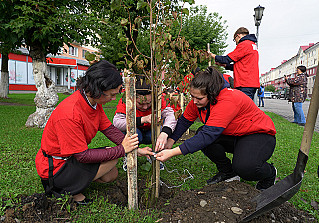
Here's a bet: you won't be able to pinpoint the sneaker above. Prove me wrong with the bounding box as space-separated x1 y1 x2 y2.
298 123 305 126
256 164 277 191
207 171 240 185
159 162 165 171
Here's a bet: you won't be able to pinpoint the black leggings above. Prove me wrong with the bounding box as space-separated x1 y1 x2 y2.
201 133 276 181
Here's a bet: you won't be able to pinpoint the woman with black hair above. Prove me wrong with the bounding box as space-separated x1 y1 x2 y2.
35 60 153 204
156 66 277 191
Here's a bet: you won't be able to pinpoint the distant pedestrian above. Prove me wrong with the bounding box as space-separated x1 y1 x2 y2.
284 65 308 126
209 27 260 100
223 74 234 88
258 85 265 107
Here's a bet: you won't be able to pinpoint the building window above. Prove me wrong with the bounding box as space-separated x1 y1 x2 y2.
57 47 64 55
69 46 78 56
82 49 88 58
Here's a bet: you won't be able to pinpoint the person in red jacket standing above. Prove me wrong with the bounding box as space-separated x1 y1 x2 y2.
210 27 260 100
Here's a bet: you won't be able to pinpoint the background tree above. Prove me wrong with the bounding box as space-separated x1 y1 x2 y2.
7 0 97 128
265 85 276 92
89 0 155 70
173 5 228 70
0 0 23 98
95 3 227 75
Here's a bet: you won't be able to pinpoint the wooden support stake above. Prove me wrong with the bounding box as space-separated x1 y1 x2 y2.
125 77 138 210
207 43 211 66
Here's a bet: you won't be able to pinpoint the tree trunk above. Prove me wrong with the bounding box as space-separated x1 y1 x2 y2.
155 73 162 198
25 45 58 128
0 53 9 98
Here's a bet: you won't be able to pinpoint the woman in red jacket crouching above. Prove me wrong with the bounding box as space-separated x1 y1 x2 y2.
156 66 277 191
35 60 153 204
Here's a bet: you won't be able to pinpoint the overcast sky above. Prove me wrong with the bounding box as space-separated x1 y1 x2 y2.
191 0 319 75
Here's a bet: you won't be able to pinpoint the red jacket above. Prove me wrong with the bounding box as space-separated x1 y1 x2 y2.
227 35 260 88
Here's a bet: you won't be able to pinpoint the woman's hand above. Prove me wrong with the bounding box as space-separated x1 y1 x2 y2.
155 147 182 162
141 114 152 124
215 62 226 67
164 138 175 150
209 52 216 59
122 134 139 153
137 147 154 159
155 132 168 152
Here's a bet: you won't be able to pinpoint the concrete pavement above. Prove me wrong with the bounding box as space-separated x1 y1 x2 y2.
258 98 319 132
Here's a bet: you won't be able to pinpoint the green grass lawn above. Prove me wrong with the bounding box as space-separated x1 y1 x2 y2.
0 93 318 221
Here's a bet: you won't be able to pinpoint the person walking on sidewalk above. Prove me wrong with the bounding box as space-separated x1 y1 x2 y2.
209 27 260 100
258 84 265 107
285 65 308 126
155 67 277 191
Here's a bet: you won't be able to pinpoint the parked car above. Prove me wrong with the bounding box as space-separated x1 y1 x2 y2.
280 88 290 100
272 92 280 99
264 91 273 99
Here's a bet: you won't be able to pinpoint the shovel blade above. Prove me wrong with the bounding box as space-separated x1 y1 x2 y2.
241 172 303 222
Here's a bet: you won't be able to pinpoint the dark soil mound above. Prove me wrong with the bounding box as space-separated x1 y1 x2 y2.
159 181 317 222
2 180 317 223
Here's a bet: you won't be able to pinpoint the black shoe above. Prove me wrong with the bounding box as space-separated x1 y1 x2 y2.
74 198 92 206
291 121 297 124
298 123 305 126
256 164 277 191
207 171 240 185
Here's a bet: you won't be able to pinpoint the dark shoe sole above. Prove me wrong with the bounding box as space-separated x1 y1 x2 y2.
207 175 240 185
75 198 92 206
225 175 240 182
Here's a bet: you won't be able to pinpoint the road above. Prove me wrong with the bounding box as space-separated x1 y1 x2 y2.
259 98 319 132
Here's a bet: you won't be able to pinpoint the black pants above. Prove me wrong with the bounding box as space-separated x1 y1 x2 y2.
41 156 100 196
236 87 257 100
201 133 276 181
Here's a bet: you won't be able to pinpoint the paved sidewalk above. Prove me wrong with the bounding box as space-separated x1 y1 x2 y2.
259 98 319 132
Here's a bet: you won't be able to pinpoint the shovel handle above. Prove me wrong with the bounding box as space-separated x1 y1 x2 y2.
299 62 319 156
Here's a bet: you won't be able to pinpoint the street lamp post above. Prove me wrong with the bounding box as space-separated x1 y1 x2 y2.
254 5 265 47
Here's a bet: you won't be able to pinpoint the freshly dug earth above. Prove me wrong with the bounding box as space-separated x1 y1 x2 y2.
158 181 317 223
2 179 317 223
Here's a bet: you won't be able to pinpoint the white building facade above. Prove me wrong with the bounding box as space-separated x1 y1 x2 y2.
260 42 319 97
